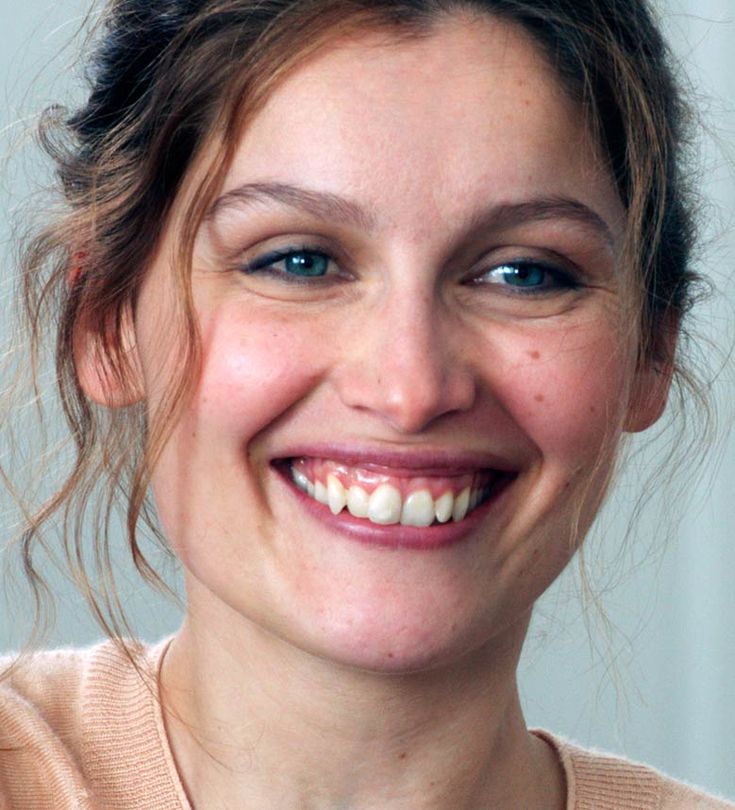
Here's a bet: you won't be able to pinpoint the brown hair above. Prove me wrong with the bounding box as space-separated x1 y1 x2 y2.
3 0 704 645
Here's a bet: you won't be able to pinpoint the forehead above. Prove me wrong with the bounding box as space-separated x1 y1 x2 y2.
214 14 622 242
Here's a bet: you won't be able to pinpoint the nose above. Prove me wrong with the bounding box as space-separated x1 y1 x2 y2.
333 288 477 434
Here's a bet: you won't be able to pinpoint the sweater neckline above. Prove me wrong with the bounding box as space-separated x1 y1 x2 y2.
95 639 660 810
83 637 190 809
144 641 576 810
150 637 193 809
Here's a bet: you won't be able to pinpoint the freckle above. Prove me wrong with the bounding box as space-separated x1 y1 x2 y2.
399 752 408 760
523 99 531 107
387 652 394 659
589 406 597 414
534 394 544 403
528 350 540 360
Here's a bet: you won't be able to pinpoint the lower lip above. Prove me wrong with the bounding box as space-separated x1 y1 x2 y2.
275 467 513 551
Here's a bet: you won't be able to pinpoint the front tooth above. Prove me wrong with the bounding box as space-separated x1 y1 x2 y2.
367 484 402 525
307 480 315 498
401 489 435 527
435 491 454 523
314 480 329 505
452 487 470 522
347 485 370 518
327 474 347 515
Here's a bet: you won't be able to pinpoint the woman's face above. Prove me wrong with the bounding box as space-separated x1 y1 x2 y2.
126 15 663 671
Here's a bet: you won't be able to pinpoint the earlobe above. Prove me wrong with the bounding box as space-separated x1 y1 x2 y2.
624 316 679 433
624 357 675 433
73 303 145 408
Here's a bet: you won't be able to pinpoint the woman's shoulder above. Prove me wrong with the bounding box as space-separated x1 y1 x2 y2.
0 644 105 808
0 638 177 809
2 639 154 740
534 729 735 809
2 645 91 730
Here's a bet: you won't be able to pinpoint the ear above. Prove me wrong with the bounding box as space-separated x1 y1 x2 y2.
624 361 674 432
73 302 145 408
624 324 677 433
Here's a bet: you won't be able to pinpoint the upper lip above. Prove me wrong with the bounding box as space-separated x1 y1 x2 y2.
272 442 520 477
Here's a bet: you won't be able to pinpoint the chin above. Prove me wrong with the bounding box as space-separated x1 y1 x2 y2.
275 594 513 676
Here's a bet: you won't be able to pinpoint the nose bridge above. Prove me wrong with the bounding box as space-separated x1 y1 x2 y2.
385 286 444 380
336 281 476 434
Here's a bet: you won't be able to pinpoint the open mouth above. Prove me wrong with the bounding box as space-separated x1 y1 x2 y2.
280 457 513 528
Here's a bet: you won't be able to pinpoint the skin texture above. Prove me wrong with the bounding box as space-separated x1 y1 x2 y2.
79 13 669 810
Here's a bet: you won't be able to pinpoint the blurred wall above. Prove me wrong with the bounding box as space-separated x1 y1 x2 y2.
1 0 733 799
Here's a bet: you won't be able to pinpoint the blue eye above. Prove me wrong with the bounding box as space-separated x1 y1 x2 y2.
281 251 329 277
243 248 332 279
480 261 576 292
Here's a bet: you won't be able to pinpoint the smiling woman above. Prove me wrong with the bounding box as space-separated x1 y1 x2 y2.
0 1 731 809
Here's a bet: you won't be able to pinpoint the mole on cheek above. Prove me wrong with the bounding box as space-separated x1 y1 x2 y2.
528 350 541 360
534 394 545 403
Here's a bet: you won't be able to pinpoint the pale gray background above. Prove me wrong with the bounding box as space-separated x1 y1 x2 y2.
1 0 734 800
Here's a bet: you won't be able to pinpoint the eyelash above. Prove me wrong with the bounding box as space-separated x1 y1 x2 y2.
239 245 339 284
239 247 580 294
471 259 580 295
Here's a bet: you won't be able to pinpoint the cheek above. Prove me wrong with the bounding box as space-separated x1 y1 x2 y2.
191 305 330 440
142 303 326 550
496 321 632 465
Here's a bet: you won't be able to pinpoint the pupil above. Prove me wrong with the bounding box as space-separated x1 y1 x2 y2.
508 265 544 286
286 252 327 276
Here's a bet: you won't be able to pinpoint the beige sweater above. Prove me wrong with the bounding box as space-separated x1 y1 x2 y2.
0 640 732 809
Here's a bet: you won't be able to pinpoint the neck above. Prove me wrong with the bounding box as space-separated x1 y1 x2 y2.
160 593 564 810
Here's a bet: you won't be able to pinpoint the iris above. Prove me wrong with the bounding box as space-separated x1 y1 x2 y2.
498 263 548 287
283 251 329 277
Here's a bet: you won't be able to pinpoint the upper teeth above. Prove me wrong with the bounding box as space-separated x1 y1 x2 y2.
290 466 489 526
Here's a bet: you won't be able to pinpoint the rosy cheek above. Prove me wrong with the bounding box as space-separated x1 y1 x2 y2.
191 307 328 437
496 325 630 463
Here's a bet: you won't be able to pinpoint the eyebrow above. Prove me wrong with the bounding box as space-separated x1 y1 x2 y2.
207 182 375 230
207 181 616 247
465 196 616 249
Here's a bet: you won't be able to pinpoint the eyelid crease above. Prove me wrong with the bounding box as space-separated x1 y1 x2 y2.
235 242 589 296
